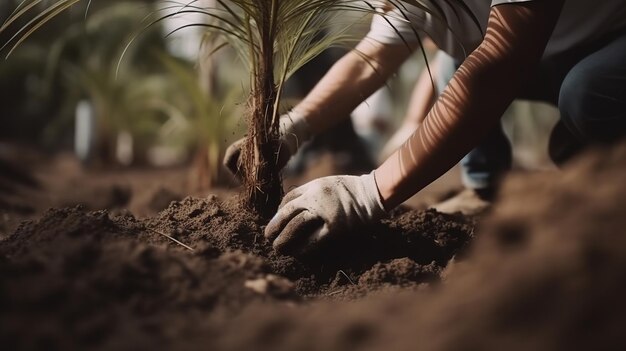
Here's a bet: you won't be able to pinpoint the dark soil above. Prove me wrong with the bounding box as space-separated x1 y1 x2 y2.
2 141 626 350
0 190 474 349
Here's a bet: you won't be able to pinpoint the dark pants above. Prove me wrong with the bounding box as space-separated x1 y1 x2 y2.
441 30 626 190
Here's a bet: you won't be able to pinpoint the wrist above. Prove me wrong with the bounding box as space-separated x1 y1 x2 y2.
373 168 400 211
360 171 388 220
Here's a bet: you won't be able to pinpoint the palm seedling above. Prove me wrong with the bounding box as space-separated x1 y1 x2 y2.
152 0 484 218
155 0 422 218
148 1 372 218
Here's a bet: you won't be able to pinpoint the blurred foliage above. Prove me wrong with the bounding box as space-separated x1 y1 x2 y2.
41 2 172 161
156 52 241 186
1 1 149 144
0 0 156 144
0 43 51 141
0 0 243 176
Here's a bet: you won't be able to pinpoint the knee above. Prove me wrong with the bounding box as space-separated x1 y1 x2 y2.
558 67 595 141
558 66 626 143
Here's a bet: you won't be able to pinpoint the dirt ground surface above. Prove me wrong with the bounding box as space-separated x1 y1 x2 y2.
1 142 625 350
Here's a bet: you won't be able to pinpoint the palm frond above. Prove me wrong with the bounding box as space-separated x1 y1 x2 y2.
1 0 84 58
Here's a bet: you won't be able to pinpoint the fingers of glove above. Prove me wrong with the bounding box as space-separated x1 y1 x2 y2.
272 211 325 256
289 223 331 256
223 138 245 177
278 187 305 209
265 199 305 242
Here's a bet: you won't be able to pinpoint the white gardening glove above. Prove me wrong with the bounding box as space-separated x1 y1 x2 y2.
264 171 387 255
223 111 311 178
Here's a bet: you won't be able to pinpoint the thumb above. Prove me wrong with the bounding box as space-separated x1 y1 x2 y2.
272 211 325 255
223 138 245 178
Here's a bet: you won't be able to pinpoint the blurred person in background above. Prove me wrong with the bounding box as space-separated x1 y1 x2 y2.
225 0 626 255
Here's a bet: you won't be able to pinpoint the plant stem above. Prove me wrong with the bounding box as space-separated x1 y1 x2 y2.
241 0 282 219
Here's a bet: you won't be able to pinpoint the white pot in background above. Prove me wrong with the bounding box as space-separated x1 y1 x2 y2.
74 100 96 162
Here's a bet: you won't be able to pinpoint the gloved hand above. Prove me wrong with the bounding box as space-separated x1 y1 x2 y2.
265 171 387 255
223 111 311 178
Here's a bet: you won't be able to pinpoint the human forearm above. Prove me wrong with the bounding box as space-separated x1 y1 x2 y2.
404 56 439 126
376 51 520 208
294 39 413 134
374 2 564 209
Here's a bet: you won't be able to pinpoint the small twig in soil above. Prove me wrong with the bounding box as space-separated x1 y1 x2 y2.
326 289 343 296
146 227 195 251
338 270 356 286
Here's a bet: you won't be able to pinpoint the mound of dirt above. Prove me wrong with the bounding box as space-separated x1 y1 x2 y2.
0 191 474 349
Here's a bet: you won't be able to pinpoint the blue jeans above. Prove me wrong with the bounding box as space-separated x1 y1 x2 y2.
437 30 626 190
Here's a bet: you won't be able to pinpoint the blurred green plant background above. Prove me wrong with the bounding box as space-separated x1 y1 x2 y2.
0 0 246 187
